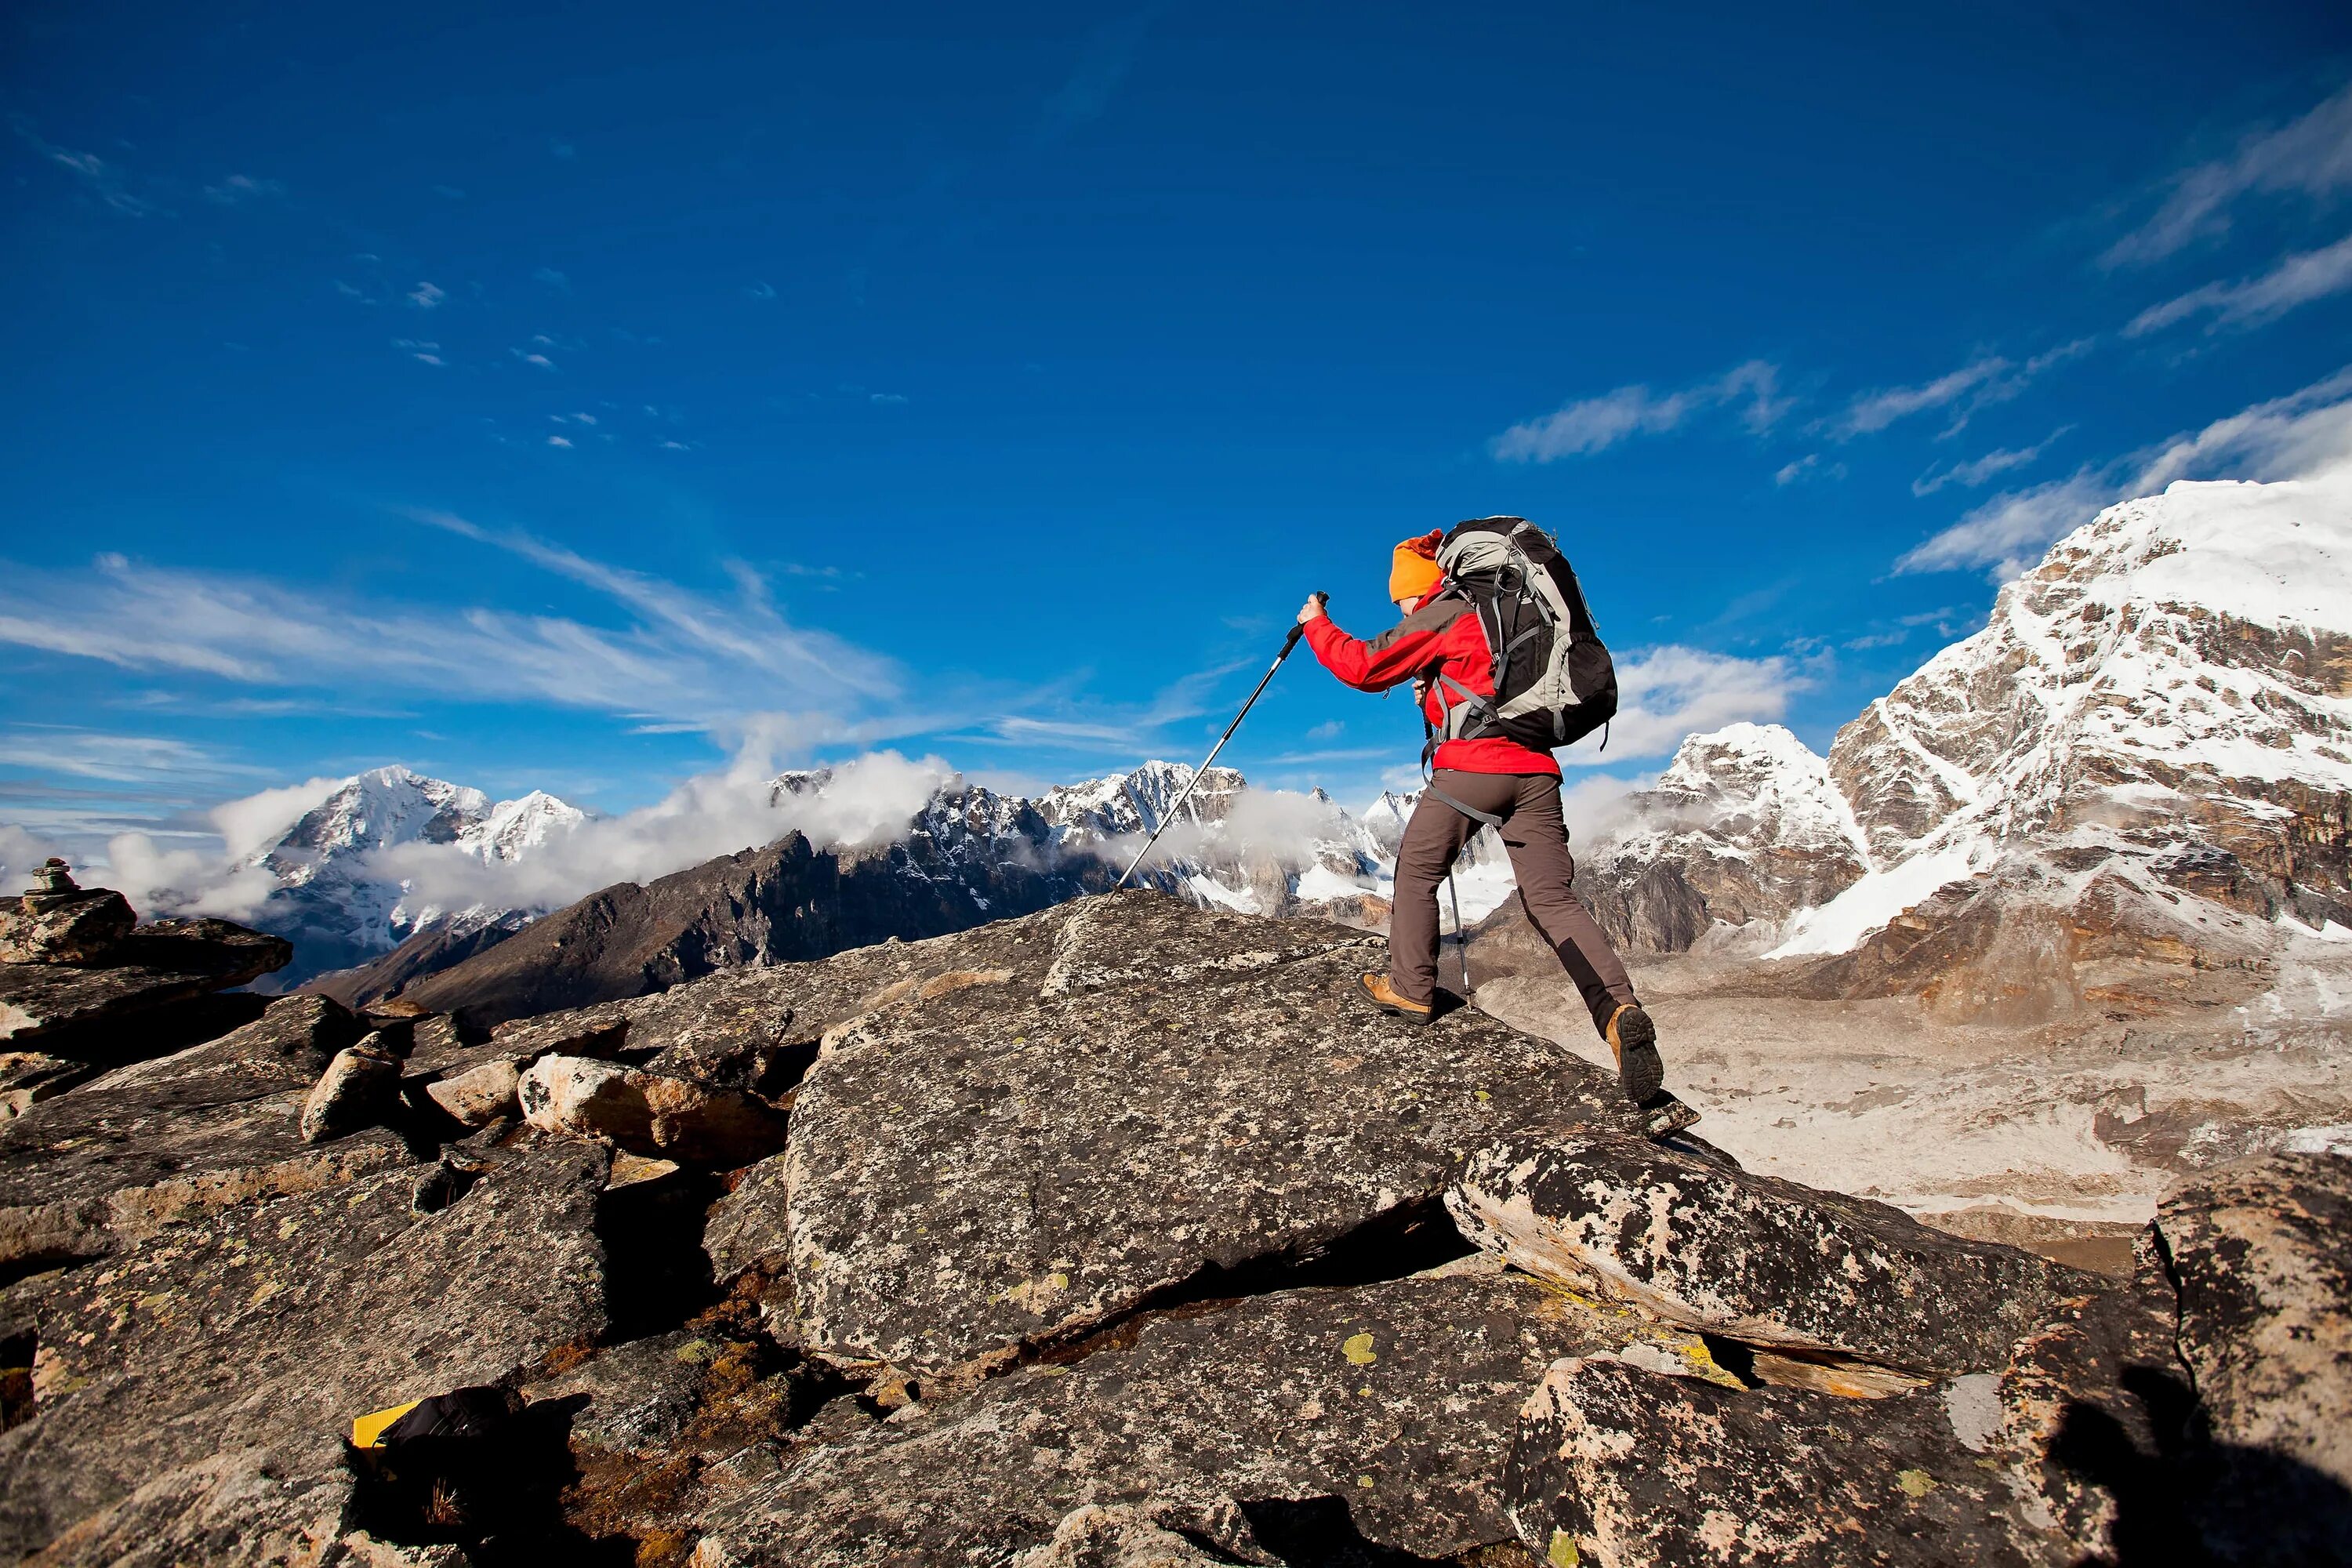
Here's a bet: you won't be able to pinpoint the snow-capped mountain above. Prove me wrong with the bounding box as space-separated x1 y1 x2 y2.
1566 469 2352 1022
1570 722 1871 955
237 765 592 986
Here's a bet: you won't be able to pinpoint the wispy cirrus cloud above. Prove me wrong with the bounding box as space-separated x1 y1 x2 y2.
202 173 285 205
12 120 157 216
2125 231 2352 337
407 281 446 309
2103 81 2352 268
1036 9 1155 143
1911 426 2072 495
1773 452 1846 487
0 518 906 734
1831 341 2089 441
1896 365 2352 579
1492 361 1785 463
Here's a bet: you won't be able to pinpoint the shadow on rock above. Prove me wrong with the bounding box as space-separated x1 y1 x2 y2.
2053 1366 2352 1568
1236 1496 1469 1566
351 1390 638 1566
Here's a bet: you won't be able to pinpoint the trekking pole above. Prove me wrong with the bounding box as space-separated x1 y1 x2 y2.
1421 712 1474 996
1113 595 1326 891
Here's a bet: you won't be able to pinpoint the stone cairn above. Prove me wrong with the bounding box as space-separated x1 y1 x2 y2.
0 858 136 965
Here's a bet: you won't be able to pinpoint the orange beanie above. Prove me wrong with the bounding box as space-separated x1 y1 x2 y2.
1388 530 1446 605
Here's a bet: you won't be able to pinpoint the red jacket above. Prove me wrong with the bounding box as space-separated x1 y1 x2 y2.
1302 593 1560 777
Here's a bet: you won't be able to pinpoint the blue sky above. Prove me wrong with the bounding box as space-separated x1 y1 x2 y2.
5 2 2352 866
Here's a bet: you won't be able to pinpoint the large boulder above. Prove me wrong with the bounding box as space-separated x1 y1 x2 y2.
692 1265 1715 1567
0 918 289 1055
0 995 409 1270
1450 1130 2090 1378
518 1054 790 1167
1506 1357 2046 1568
298 1035 405 1144
2156 1151 2352 1486
0 887 136 966
779 892 1659 1378
0 1139 610 1559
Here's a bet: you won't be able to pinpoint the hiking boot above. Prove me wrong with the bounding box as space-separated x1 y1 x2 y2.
1606 1004 1664 1104
1356 972 1434 1026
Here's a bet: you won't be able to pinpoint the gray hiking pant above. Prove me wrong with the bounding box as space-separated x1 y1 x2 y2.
1391 769 1638 1035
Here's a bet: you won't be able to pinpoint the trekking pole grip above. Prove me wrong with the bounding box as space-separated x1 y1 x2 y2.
1281 592 1328 656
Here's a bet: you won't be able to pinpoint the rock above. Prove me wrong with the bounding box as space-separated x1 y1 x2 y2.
1984 1274 2199 1565
2155 1151 2352 1537
0 995 408 1270
425 1058 523 1125
298 1035 405 1144
401 1012 474 1074
1449 1130 2089 1377
0 887 136 966
1011 1505 1236 1568
21 1443 362 1568
703 1152 791 1286
0 1139 609 1558
0 1052 90 1118
1505 1357 2044 1568
519 1054 789 1167
695 1267 1691 1566
0 918 291 1054
781 893 1659 1378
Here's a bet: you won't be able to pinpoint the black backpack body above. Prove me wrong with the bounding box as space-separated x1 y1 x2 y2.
1431 516 1618 751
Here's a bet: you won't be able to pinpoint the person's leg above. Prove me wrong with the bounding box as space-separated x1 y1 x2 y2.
1496 775 1643 1036
1385 771 1506 1004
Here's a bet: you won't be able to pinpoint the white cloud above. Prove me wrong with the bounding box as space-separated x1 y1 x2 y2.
2125 231 2352 336
0 825 65 891
746 281 777 301
16 125 156 216
534 267 570 291
547 435 572 448
1833 342 2088 440
202 173 285 204
0 728 238 784
514 349 556 370
1493 361 1784 462
408 281 445 309
2104 82 2352 268
1911 426 2071 495
869 392 908 405
1896 365 2352 579
1773 452 1846 486
0 523 906 733
1590 645 1806 760
2132 365 2352 489
98 736 963 929
1895 470 2114 581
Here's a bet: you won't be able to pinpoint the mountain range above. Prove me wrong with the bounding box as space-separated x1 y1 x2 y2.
205 468 2350 1031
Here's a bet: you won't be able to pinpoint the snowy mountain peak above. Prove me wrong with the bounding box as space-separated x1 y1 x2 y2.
1652 723 1872 864
267 765 492 869
464 790 593 865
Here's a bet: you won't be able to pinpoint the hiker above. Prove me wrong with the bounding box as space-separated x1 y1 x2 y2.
1295 524 1664 1104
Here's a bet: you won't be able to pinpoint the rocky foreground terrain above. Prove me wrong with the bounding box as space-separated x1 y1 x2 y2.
3 870 2347 1566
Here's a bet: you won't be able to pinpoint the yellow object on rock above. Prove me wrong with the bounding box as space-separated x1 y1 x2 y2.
350 1399 421 1450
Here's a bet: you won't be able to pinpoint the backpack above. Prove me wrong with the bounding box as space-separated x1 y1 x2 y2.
1429 516 1618 753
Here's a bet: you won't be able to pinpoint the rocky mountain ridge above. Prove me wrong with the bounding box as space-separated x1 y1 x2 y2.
2 886 2343 1565
1555 470 2352 1025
